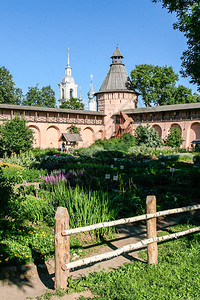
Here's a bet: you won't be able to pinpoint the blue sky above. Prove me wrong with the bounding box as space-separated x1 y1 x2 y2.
0 0 198 108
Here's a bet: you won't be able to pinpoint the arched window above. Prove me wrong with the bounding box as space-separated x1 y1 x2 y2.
62 88 65 99
70 89 73 99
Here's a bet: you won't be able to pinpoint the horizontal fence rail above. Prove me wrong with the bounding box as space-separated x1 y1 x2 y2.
62 203 200 236
64 226 200 270
54 196 200 290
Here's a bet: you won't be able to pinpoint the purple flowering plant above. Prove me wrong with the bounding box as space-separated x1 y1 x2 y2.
41 169 86 188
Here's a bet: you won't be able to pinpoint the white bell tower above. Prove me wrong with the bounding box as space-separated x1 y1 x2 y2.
59 48 78 104
88 74 96 111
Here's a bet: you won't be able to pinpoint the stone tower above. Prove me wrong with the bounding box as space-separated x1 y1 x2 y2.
58 48 78 104
95 45 138 139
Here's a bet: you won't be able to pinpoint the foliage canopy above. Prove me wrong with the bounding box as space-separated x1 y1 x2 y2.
59 98 84 110
134 124 162 148
164 127 183 148
153 0 200 90
0 66 23 105
23 84 56 108
0 116 33 156
67 125 81 134
131 64 200 106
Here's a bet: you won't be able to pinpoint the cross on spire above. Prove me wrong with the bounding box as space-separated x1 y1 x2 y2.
90 74 93 86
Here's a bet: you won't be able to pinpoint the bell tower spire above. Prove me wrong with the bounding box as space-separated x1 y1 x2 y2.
88 74 96 111
65 47 72 76
67 47 70 67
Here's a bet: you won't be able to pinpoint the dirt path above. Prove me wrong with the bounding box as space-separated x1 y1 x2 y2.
0 215 181 300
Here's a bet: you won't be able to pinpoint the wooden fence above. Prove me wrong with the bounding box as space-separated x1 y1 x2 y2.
54 195 200 289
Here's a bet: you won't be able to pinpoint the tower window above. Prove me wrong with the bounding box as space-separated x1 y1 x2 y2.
70 89 73 99
62 88 65 99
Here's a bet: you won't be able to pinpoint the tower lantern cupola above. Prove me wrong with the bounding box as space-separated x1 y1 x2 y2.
111 45 124 64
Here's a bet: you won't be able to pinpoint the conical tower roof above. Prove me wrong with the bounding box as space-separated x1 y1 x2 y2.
111 45 124 58
96 46 136 94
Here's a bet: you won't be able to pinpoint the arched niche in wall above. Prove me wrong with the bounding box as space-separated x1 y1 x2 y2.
170 123 182 134
29 125 41 148
82 126 95 147
152 124 162 138
46 125 60 148
96 129 104 140
190 122 200 143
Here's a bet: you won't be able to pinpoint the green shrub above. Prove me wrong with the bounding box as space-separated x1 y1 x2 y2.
0 222 54 266
1 164 23 183
164 127 183 148
158 153 193 164
193 153 200 164
12 195 52 223
75 146 104 157
94 150 125 162
35 155 76 171
1 165 46 184
135 124 162 148
0 239 32 265
0 116 33 156
121 132 136 147
2 150 36 167
0 167 18 217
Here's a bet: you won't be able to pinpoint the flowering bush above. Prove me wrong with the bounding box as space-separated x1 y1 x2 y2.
0 221 54 266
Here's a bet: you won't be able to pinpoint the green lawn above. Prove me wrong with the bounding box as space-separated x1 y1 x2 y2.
67 223 200 300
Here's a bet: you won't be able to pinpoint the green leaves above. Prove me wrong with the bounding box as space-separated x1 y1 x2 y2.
0 116 33 155
153 1 200 90
131 64 179 106
135 124 162 148
0 67 56 107
59 97 84 110
23 84 56 108
67 124 81 134
164 127 184 147
131 64 200 106
0 66 23 105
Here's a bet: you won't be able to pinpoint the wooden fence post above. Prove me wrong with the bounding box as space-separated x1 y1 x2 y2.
146 195 158 264
55 207 70 290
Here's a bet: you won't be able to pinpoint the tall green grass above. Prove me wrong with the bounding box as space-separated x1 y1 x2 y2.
46 183 119 234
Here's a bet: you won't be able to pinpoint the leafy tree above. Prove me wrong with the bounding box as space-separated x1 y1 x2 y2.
23 84 56 107
0 66 23 105
171 85 200 104
134 124 162 148
67 125 81 134
131 64 179 106
15 88 25 105
0 116 33 156
24 84 42 106
131 64 200 106
59 98 84 110
164 127 183 148
41 85 56 108
153 0 200 90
